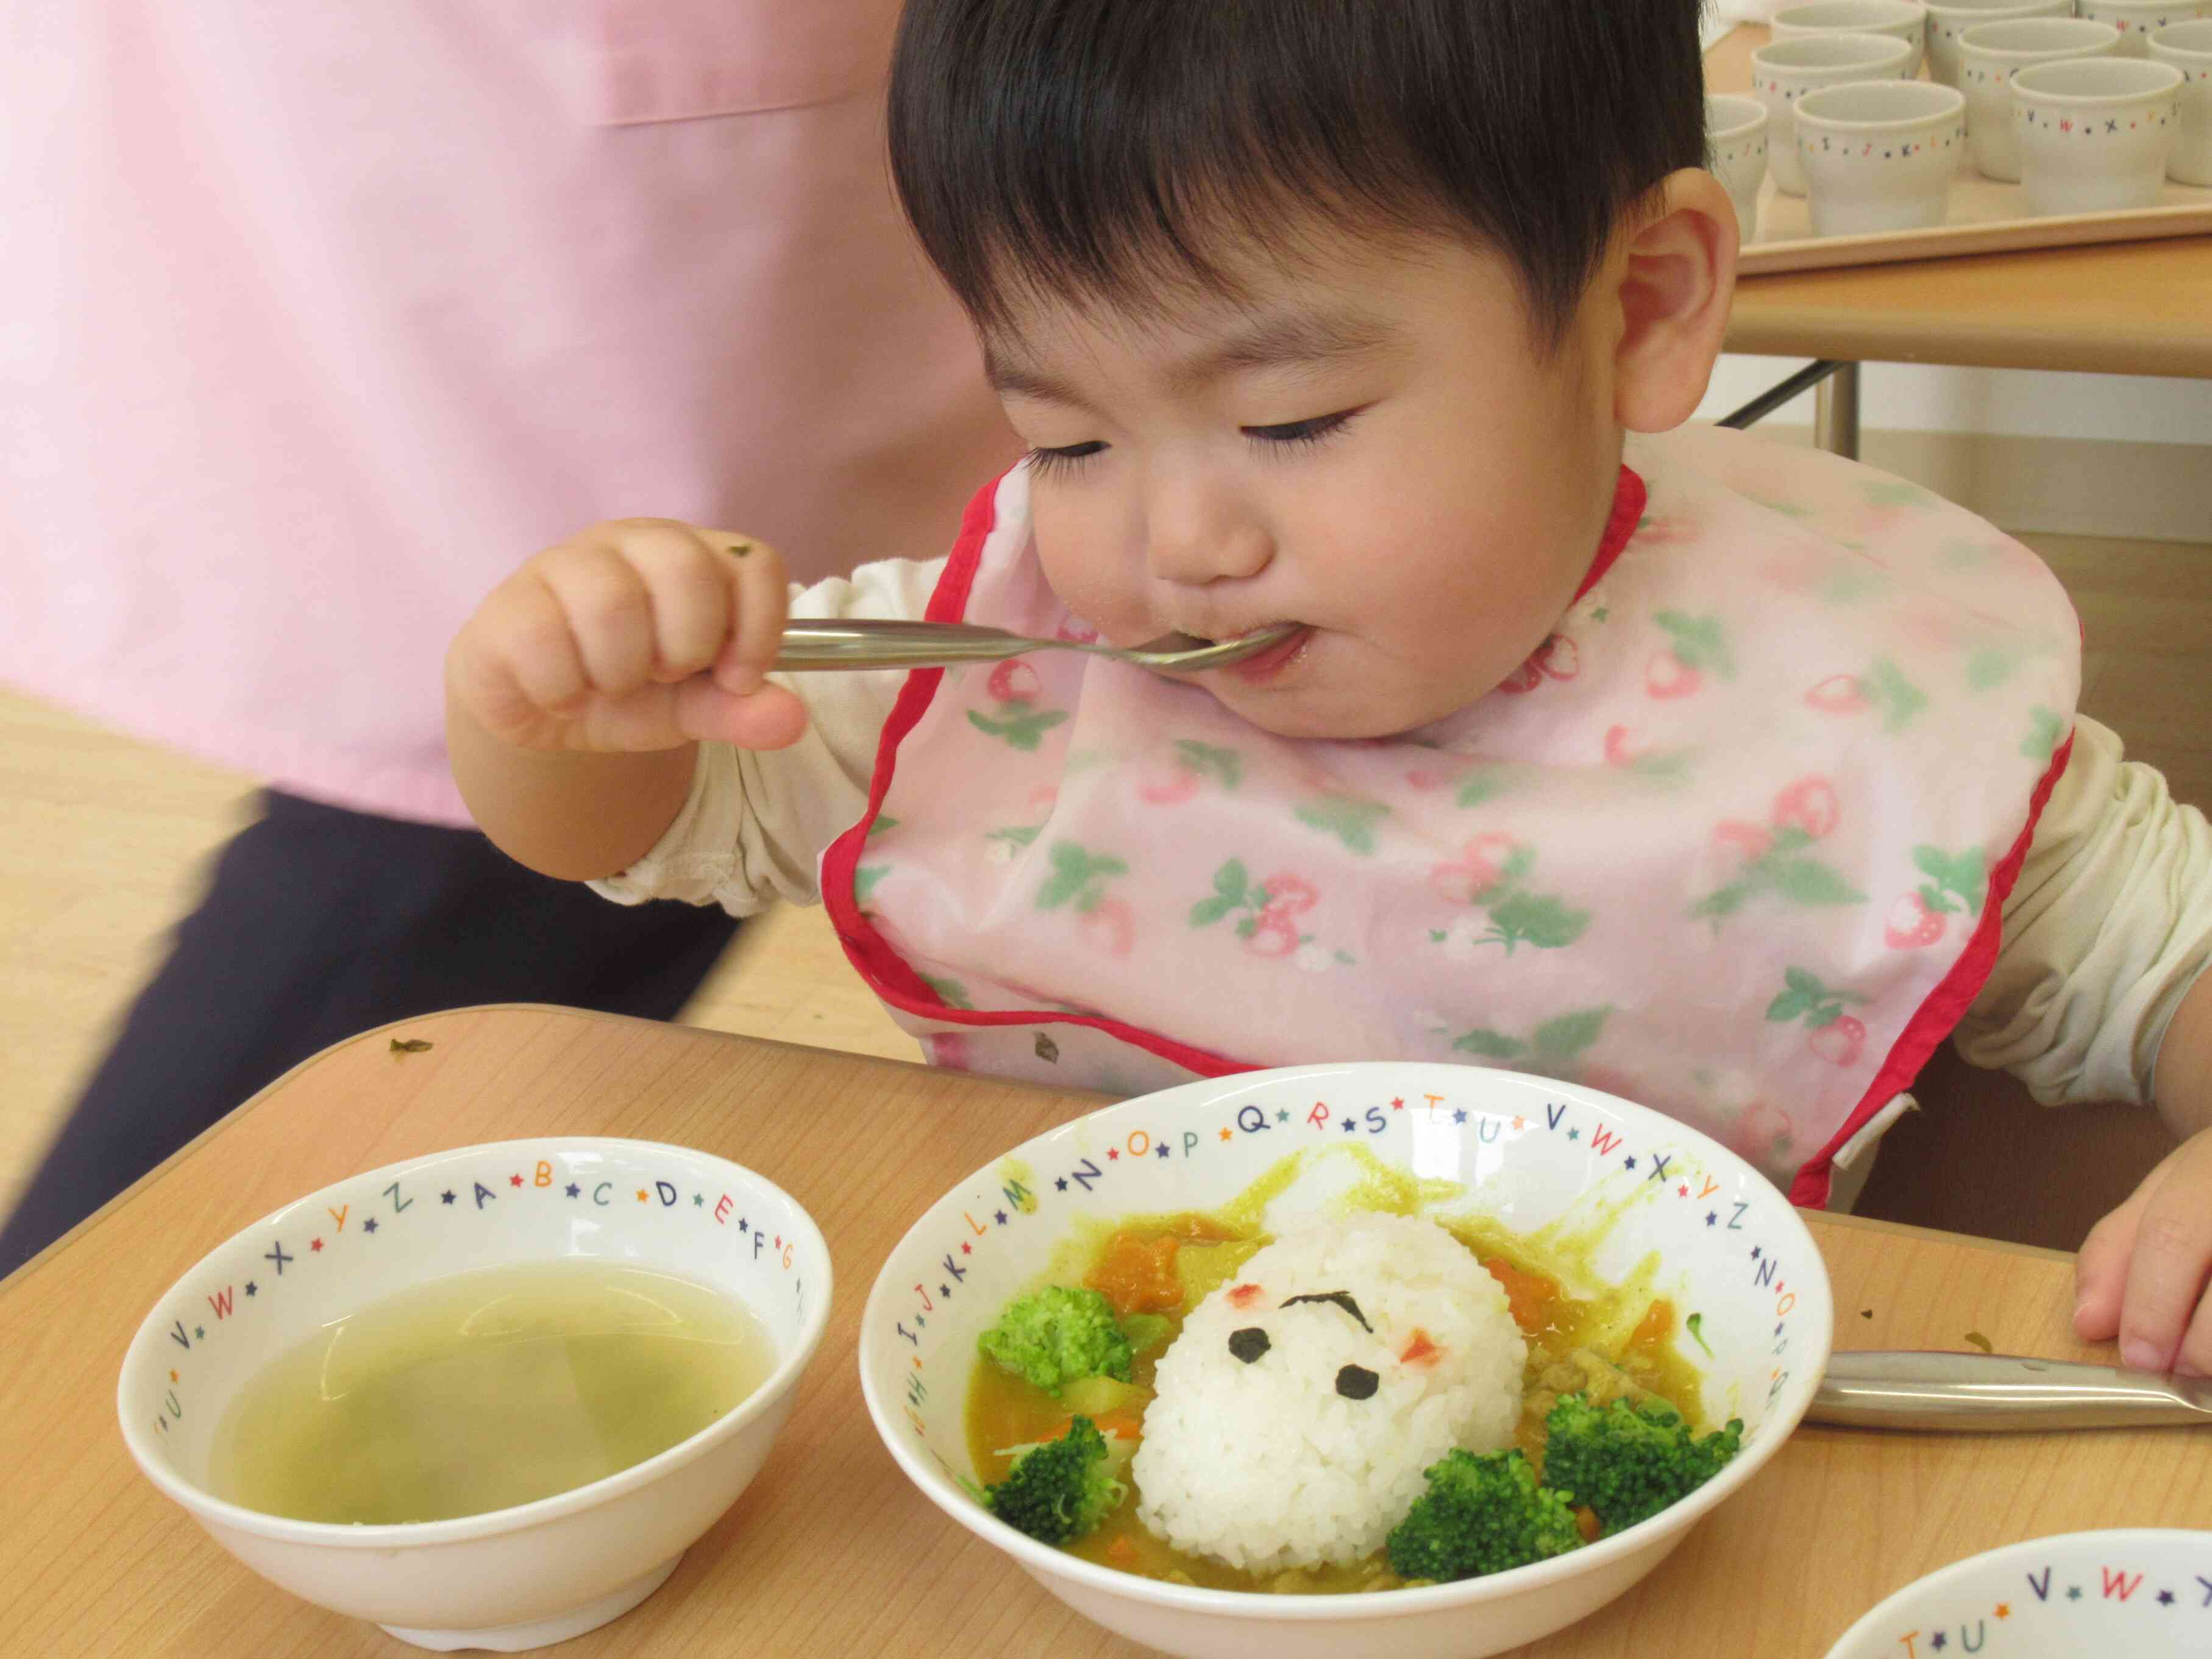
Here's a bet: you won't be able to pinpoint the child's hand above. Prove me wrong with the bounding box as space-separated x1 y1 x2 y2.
2074 1126 2212 1374
448 520 807 755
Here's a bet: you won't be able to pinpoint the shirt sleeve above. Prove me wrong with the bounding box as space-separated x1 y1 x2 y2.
1955 714 2212 1107
586 555 944 917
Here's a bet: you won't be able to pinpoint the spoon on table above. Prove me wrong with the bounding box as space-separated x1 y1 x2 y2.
1809 1350 2212 1431
773 618 1301 673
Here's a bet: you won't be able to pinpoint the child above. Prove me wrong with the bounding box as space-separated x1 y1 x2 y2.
447 1 2212 1374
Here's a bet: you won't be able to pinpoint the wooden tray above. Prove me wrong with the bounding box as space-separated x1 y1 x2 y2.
1707 23 2212 274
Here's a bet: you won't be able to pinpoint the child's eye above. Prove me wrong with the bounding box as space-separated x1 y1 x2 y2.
1242 408 1360 450
1026 440 1107 478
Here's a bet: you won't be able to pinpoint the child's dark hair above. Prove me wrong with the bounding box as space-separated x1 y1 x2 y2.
889 0 1707 351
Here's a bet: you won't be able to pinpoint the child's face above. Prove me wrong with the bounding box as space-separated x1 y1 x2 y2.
986 224 1628 741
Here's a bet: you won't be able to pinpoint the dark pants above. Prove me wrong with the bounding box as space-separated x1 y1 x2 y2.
0 790 738 1275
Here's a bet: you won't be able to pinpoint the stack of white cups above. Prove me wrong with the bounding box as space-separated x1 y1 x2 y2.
1741 0 2208 232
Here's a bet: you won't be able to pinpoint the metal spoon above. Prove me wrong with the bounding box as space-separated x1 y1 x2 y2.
773 618 1301 673
1808 1351 2212 1432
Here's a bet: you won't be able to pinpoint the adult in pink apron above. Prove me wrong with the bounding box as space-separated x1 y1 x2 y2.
0 2 1019 1271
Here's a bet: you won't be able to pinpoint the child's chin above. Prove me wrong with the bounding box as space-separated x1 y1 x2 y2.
1212 688 1428 744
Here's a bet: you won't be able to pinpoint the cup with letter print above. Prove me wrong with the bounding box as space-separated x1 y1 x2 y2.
1707 94 1771 238
1922 0 2074 87
2011 54 2185 212
2150 18 2212 181
1753 32 1921 194
1773 0 1932 77
2077 0 2212 59
1958 16 2127 179
1795 79 1968 234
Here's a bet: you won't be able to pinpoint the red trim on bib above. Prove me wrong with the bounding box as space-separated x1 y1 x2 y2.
819 473 1261 1076
1787 729 2078 1209
821 475 995 1007
825 460 2040 1148
1574 465 1646 605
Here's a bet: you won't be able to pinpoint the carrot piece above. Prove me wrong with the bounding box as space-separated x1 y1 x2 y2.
1481 1256 1560 1334
1228 1282 1264 1309
1630 1298 1676 1349
1086 1231 1184 1315
1399 1329 1443 1368
1107 1535 1138 1562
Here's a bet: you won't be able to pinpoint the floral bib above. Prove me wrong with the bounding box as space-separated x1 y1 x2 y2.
822 425 2080 1204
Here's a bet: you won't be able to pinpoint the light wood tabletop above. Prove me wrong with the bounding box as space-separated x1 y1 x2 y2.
1727 235 2212 379
4 1005 2207 1659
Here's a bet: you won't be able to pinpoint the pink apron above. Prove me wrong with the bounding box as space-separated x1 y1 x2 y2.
823 426 2080 1205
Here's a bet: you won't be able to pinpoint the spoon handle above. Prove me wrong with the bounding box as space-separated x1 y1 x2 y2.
1810 1351 2212 1432
774 619 1045 670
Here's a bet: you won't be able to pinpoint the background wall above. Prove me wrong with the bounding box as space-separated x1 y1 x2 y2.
1694 360 2212 541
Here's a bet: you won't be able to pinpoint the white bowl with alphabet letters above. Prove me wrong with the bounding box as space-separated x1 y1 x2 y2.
1823 1530 2212 1657
859 1061 1832 1659
117 1139 831 1652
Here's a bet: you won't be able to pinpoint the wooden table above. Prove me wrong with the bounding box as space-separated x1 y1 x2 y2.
1729 234 2212 380
4 1006 2207 1659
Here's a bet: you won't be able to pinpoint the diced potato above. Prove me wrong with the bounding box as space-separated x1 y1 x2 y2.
1061 1375 1152 1419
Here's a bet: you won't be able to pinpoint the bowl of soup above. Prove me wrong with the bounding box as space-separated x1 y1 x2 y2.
858 1062 1832 1659
118 1138 830 1652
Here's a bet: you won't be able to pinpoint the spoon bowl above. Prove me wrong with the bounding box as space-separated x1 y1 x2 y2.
774 619 1301 673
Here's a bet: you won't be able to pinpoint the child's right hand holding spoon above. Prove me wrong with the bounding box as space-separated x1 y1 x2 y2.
444 519 808 879
447 518 807 755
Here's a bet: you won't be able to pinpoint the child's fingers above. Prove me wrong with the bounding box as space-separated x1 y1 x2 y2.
2074 1187 2143 1343
703 533 790 696
2112 1135 2212 1374
602 520 743 683
492 574 594 720
538 542 658 695
670 677 810 751
2178 1291 2212 1380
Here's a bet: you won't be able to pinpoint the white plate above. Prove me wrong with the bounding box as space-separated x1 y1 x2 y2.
859 1061 1834 1659
1824 1529 2212 1657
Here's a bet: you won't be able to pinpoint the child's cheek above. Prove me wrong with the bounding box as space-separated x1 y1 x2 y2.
1033 519 1145 642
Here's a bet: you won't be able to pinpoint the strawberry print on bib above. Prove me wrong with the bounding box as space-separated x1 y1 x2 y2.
822 425 2080 1204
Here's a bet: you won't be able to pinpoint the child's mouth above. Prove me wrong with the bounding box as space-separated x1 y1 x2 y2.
1217 623 1312 684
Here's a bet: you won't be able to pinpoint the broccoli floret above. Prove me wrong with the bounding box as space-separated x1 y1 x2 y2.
972 1416 1127 1545
1385 1449 1585 1582
1540 1392 1743 1535
978 1285 1134 1394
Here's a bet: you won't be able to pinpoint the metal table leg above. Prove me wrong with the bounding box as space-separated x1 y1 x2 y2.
1718 359 1848 433
1814 361 1861 460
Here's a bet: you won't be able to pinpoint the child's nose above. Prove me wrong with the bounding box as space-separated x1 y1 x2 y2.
1144 492 1273 588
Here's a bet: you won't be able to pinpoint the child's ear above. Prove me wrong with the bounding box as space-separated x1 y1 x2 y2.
1608 168 1738 433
